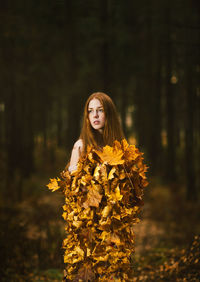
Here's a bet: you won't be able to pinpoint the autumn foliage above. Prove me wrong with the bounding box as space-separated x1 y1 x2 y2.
47 139 148 281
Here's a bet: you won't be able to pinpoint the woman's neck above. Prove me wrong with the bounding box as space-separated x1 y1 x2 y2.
94 130 104 148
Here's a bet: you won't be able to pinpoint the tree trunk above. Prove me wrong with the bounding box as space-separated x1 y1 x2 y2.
65 0 81 149
185 65 196 200
99 0 109 92
184 3 197 201
165 0 176 182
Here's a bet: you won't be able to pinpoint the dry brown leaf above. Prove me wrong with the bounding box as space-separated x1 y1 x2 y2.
82 188 102 209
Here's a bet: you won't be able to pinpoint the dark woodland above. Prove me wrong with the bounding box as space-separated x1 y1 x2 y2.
0 0 200 281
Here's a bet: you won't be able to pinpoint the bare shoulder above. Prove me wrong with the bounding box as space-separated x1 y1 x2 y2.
69 139 83 171
73 139 83 151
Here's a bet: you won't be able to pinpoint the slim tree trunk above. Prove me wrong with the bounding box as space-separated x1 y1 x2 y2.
149 45 162 175
165 0 176 182
99 0 109 91
184 3 197 201
65 0 81 149
185 66 196 200
57 96 63 147
121 90 128 137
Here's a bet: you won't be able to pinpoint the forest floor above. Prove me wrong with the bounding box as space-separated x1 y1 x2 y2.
1 175 200 281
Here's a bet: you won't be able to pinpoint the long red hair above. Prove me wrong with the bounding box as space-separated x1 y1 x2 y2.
80 92 124 154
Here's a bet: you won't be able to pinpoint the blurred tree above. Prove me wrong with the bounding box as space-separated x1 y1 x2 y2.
64 0 82 149
184 1 199 200
165 0 177 182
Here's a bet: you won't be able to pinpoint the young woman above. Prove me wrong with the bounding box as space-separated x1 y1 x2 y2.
68 92 124 174
48 92 148 281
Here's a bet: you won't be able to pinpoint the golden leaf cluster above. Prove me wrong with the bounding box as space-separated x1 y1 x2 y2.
47 139 149 281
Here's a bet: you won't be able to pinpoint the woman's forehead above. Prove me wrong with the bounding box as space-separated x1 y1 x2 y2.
88 98 103 109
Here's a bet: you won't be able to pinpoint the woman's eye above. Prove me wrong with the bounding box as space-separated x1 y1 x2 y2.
99 109 103 112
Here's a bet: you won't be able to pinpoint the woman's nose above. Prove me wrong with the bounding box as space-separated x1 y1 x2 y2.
94 110 99 117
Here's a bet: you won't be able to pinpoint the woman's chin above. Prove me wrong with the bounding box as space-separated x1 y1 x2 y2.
92 125 102 130
93 127 103 134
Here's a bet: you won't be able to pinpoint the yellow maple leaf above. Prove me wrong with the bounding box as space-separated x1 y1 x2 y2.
47 178 60 192
94 145 124 165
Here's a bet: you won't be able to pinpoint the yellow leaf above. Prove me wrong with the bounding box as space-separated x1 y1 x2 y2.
46 178 60 192
87 248 91 256
72 220 82 228
102 205 112 217
94 145 124 165
93 254 109 262
112 214 121 220
62 212 67 220
100 231 110 241
93 165 101 180
83 164 91 174
119 170 126 180
86 220 93 226
67 211 75 221
108 185 123 204
99 217 111 230
124 145 141 162
108 167 116 180
64 246 84 264
62 238 68 247
80 174 92 185
115 186 123 201
110 233 121 245
121 138 129 150
62 204 68 211
81 208 94 220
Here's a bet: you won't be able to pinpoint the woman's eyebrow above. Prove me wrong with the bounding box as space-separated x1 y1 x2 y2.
88 106 103 110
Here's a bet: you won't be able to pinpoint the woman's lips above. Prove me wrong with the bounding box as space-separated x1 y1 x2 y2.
94 121 100 124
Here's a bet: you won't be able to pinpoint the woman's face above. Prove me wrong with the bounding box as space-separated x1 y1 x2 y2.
88 98 105 133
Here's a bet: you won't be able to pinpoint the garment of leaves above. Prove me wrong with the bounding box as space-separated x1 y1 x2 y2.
47 139 149 281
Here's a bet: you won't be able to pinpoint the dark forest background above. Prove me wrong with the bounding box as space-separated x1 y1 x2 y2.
0 1 200 281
